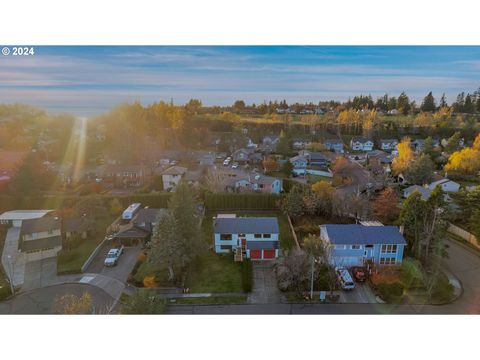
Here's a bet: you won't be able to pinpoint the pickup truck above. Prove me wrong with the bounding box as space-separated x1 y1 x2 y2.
104 245 124 267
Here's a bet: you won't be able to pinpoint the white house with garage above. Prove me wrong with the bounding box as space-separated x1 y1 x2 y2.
213 215 280 261
0 210 53 227
350 138 374 151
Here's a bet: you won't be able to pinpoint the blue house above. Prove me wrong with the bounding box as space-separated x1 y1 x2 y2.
324 139 344 153
320 224 406 267
213 215 280 261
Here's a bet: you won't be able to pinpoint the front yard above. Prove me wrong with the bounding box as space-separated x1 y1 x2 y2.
57 214 117 274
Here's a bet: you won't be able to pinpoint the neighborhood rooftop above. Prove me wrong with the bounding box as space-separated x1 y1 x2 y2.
0 209 53 221
20 217 62 236
214 217 279 234
323 224 407 245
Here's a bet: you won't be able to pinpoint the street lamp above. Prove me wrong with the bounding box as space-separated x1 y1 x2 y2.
6 255 15 296
310 257 318 299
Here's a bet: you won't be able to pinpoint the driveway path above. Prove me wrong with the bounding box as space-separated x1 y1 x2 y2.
247 261 284 304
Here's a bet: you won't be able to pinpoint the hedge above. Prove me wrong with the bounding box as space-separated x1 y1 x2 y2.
205 193 282 210
241 259 253 292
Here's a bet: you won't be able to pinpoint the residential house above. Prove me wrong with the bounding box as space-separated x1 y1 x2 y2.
403 185 432 200
428 178 460 193
292 139 312 150
232 148 253 164
0 210 53 227
260 135 280 153
379 139 398 151
248 152 263 164
320 224 406 267
20 217 63 253
99 164 147 187
185 169 203 187
298 150 332 168
213 215 280 261
114 208 166 245
290 155 308 175
225 173 282 194
324 139 344 153
350 138 374 152
162 166 187 190
64 217 91 239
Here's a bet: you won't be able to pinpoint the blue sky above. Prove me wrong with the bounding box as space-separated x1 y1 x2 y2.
1 46 479 116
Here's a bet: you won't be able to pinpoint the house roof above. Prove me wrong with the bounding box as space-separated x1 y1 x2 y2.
380 139 398 144
114 224 150 239
133 208 164 225
351 137 372 144
404 185 431 200
290 155 307 163
250 175 279 186
163 166 187 175
323 224 406 245
100 164 144 173
214 217 279 234
20 217 62 236
429 178 459 189
325 139 343 145
0 210 53 221
64 217 90 232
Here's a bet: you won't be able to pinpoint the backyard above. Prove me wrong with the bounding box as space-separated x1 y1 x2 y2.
56 214 117 274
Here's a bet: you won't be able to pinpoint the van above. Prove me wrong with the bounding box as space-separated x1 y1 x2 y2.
335 267 355 290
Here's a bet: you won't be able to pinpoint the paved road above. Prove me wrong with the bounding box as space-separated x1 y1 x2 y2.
22 257 57 290
167 238 480 314
0 283 115 314
86 244 142 283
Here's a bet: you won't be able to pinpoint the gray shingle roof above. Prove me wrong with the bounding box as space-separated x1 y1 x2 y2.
20 217 61 236
323 224 406 245
214 217 279 234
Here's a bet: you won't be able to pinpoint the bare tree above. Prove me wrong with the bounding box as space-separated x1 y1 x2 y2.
276 249 310 296
52 292 93 314
204 167 228 193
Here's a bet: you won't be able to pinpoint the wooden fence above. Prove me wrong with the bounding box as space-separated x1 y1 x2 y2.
448 223 479 250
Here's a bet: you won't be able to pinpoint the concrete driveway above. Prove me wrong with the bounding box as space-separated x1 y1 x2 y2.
85 244 142 283
338 282 377 303
22 257 58 291
247 261 284 304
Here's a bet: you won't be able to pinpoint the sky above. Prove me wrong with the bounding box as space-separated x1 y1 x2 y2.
1 46 480 116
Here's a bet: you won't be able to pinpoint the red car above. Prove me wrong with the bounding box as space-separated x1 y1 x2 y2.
351 267 366 282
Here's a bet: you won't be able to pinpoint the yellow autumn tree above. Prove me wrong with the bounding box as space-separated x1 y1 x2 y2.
473 133 480 150
392 137 414 175
143 276 158 288
445 147 480 175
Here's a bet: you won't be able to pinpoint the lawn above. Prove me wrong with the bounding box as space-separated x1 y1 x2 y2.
306 174 332 185
57 214 117 274
170 295 247 305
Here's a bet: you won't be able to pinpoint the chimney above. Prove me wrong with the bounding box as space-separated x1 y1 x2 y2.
399 225 404 235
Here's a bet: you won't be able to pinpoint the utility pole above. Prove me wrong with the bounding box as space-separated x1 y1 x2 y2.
310 256 315 299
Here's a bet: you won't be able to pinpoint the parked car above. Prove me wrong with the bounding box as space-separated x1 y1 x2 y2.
104 245 124 267
350 266 366 282
335 267 355 290
223 158 231 166
231 162 239 169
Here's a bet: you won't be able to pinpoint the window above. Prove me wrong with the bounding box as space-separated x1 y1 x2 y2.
381 244 398 253
335 245 346 250
220 245 232 251
254 234 262 238
220 234 232 241
351 245 361 250
379 257 396 265
263 234 271 238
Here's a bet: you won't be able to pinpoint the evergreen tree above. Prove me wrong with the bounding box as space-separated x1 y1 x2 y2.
439 93 448 108
420 92 436 112
464 94 475 114
397 92 410 115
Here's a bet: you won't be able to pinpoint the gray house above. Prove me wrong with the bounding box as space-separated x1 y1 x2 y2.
20 217 63 252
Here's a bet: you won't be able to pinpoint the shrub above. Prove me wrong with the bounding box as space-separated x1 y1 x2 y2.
143 276 158 288
241 259 253 292
377 282 404 303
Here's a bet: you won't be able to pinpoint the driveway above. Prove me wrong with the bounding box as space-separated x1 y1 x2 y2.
85 244 142 283
247 261 284 304
338 282 377 303
22 257 58 291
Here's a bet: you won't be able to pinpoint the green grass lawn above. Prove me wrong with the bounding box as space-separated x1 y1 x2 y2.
185 251 243 292
306 174 332 185
57 214 117 274
170 295 247 305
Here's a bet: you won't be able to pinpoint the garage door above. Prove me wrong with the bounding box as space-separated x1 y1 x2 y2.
263 249 276 259
250 249 262 259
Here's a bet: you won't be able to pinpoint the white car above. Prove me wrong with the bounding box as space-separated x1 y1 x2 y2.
231 162 239 169
104 246 124 267
223 159 231 166
335 267 355 290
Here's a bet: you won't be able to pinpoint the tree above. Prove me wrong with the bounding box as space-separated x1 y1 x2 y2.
373 187 400 223
399 191 424 258
280 160 293 176
280 185 306 218
464 94 475 114
109 198 123 216
303 234 323 259
332 157 354 185
53 292 93 314
311 180 335 216
405 154 435 185
392 137 414 175
185 99 202 114
444 132 461 154
233 100 246 113
276 249 310 296
420 92 436 112
262 156 279 173
276 130 290 156
423 136 436 158
444 147 480 175
397 92 410 115
439 93 448 108
121 290 166 314
473 133 480 150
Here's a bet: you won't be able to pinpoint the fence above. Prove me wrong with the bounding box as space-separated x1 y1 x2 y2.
286 215 301 250
448 223 479 249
